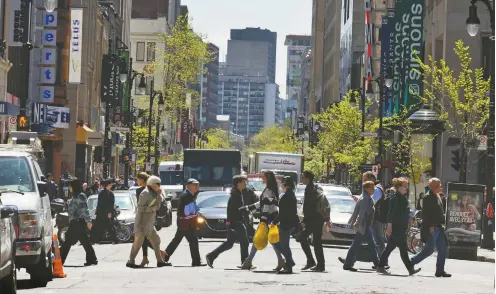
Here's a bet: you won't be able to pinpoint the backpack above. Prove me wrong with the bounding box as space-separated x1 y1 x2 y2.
374 185 390 223
155 194 168 231
315 185 331 219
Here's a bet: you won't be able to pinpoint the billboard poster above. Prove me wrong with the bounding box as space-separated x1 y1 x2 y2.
446 183 484 247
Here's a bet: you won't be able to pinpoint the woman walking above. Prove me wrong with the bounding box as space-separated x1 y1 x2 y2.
60 178 97 266
126 176 169 268
376 177 421 275
239 171 284 270
271 176 298 274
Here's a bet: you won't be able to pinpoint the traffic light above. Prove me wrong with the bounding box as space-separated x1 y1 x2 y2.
16 115 29 131
451 149 461 171
123 155 130 163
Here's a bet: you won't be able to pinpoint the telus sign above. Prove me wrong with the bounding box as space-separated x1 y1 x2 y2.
69 9 83 84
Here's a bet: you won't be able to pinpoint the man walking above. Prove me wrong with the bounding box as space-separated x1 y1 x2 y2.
410 178 451 277
91 179 118 244
46 173 58 201
299 170 331 272
206 175 250 268
163 178 206 266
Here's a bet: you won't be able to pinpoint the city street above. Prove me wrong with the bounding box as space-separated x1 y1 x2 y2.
17 214 495 294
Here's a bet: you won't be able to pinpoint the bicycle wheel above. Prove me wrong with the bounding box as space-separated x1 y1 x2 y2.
116 224 132 242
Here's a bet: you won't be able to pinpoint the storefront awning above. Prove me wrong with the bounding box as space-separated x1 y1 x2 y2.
76 124 100 145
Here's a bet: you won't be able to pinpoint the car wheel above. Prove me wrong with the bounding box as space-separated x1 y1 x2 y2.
29 249 51 287
0 247 17 294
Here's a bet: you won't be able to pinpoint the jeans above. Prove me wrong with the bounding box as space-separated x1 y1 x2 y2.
209 222 249 264
300 222 325 265
60 219 97 265
411 227 447 272
164 227 201 265
344 227 379 267
371 220 386 255
378 234 413 269
247 224 283 261
272 227 295 267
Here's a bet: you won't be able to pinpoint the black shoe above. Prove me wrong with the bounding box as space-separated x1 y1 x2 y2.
163 253 170 263
192 262 207 267
376 266 391 275
343 265 358 272
157 262 172 267
126 261 139 268
301 262 316 270
277 267 293 274
84 261 98 266
408 267 421 276
372 265 390 270
435 271 452 278
310 264 325 272
206 254 214 268
338 257 345 264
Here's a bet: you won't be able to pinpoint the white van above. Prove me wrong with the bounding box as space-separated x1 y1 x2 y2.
0 146 53 286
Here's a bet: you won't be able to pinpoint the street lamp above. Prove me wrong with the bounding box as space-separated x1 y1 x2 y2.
136 76 147 95
465 0 495 249
43 0 56 12
146 79 163 175
153 94 165 175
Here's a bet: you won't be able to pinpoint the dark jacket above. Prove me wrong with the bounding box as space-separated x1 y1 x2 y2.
272 189 298 230
177 190 197 231
96 189 115 217
422 190 445 227
227 188 245 227
387 192 411 237
46 181 58 200
302 182 323 225
136 186 145 200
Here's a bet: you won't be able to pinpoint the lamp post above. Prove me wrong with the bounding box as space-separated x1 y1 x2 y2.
146 79 163 174
153 95 165 175
122 58 146 187
466 0 495 249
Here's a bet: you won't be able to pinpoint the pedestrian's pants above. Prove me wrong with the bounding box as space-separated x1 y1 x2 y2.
164 227 201 264
209 221 249 264
247 223 283 262
91 214 116 243
371 220 386 255
129 228 162 263
60 219 97 265
344 227 379 267
378 233 413 269
411 227 447 271
300 221 325 266
272 227 296 268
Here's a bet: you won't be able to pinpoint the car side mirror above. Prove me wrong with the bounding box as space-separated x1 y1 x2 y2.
40 175 46 182
37 181 47 197
1 206 15 218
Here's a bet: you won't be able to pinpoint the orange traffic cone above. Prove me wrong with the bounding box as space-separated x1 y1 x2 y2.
52 234 67 278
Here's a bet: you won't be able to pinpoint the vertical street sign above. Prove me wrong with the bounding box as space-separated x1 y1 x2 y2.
101 54 115 103
392 1 403 114
68 8 83 84
120 50 129 114
380 11 394 117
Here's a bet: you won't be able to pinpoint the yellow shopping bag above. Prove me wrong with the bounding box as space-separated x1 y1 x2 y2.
253 222 269 250
268 224 280 244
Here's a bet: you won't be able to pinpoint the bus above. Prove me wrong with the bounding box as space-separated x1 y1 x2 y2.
183 149 241 191
158 161 183 208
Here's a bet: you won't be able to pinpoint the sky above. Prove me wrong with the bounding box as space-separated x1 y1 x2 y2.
181 0 312 99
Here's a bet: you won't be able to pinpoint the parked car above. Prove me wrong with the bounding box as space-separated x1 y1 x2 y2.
196 191 254 239
0 147 54 287
0 205 17 294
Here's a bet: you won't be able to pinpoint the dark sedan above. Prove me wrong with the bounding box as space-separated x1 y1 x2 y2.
196 191 254 239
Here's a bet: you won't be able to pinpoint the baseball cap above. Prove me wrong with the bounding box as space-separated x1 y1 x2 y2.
186 178 200 185
147 176 161 186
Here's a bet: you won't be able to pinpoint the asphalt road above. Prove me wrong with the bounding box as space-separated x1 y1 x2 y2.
18 214 495 294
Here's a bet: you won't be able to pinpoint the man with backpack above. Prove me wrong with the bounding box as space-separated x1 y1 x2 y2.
299 170 331 272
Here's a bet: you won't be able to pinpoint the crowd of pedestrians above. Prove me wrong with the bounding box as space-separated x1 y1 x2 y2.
58 169 451 278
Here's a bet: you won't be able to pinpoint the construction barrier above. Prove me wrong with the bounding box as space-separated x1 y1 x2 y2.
52 234 67 278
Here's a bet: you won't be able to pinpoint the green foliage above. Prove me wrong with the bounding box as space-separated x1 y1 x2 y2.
249 125 299 154
132 125 156 167
204 129 236 149
147 15 212 118
309 90 377 179
414 39 491 182
165 152 183 162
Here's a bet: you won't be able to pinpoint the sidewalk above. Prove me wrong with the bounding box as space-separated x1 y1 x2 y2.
478 247 495 263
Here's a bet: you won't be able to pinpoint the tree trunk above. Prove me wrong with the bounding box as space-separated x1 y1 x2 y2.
459 144 468 183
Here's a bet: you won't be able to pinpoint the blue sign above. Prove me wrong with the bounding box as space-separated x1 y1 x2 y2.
39 86 54 103
43 11 57 27
40 66 56 84
31 103 70 129
0 102 20 116
42 29 56 46
41 48 56 65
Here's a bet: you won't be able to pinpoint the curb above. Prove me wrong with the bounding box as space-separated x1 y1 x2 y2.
477 256 495 263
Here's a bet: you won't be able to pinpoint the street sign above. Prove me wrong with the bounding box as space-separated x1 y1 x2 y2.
150 157 155 164
145 163 151 172
371 165 379 177
477 135 487 151
9 116 16 125
110 127 130 133
361 132 378 138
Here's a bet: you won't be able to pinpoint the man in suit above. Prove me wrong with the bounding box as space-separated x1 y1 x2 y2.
91 179 117 244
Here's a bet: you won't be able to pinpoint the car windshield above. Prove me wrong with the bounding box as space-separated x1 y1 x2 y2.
87 195 134 211
0 157 35 192
296 185 306 196
248 180 265 191
197 195 229 208
184 165 237 186
159 171 183 185
329 198 355 214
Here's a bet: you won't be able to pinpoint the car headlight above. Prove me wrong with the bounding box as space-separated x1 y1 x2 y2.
197 216 205 224
18 213 40 239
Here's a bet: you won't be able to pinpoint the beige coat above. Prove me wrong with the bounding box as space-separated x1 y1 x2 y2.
134 188 161 235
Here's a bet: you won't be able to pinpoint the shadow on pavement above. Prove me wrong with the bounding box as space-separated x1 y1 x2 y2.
63 265 85 268
17 280 44 290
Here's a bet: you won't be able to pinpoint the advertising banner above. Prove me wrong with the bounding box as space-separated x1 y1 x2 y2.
68 8 83 84
9 0 30 46
101 54 116 103
364 0 373 80
380 11 393 117
31 103 70 131
446 183 484 248
120 50 130 114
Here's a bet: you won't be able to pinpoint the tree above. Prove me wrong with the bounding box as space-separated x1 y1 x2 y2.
249 125 300 154
148 16 212 116
203 128 236 149
131 125 156 168
310 90 377 180
164 152 183 162
415 40 491 182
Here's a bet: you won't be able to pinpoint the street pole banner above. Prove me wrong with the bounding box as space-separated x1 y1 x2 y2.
364 0 374 80
446 183 485 249
68 8 83 84
392 1 403 114
120 50 130 113
101 54 116 103
380 11 393 117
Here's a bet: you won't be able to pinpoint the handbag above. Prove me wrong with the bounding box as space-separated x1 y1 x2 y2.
253 222 269 250
268 224 280 244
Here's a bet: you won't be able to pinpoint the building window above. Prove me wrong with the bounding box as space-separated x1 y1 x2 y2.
147 42 156 61
136 42 145 61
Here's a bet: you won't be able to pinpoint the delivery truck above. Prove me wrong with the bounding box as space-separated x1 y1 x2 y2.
253 152 304 183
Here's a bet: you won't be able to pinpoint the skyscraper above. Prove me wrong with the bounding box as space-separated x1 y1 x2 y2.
284 35 311 101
